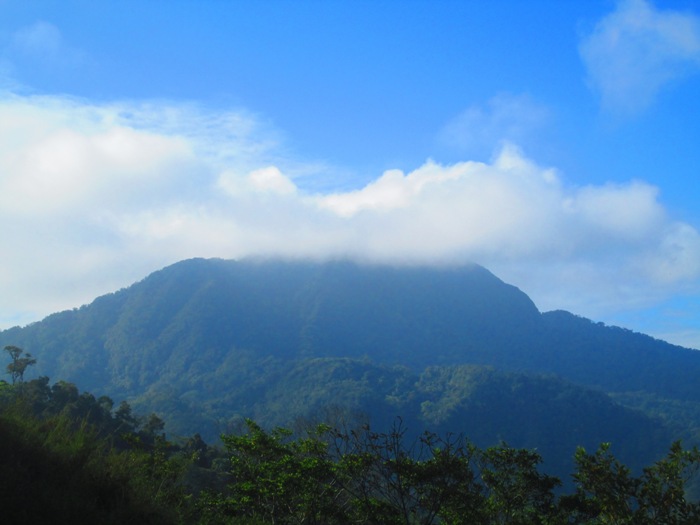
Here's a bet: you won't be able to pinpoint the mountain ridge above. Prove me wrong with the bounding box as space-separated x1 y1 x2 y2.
2 257 697 400
1 257 698 475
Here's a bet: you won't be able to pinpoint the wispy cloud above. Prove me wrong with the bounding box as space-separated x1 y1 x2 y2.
0 21 88 89
1 93 699 345
11 22 66 58
579 0 700 113
437 93 550 158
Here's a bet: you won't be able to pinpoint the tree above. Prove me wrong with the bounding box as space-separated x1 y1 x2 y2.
143 413 166 438
637 441 700 523
4 345 37 385
204 419 700 525
114 400 140 436
216 418 342 524
567 441 700 524
478 445 561 525
331 419 484 525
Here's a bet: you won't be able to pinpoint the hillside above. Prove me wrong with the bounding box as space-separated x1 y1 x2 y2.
1 259 542 393
2 374 697 524
1 257 698 472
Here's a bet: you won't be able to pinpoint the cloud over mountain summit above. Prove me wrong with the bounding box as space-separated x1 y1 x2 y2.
1 94 698 339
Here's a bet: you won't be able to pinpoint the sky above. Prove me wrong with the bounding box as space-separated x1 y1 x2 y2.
0 0 699 349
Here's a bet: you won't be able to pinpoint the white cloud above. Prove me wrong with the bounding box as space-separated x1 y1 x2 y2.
1 93 699 350
0 97 194 216
218 166 297 196
566 181 664 239
580 0 700 113
311 144 699 296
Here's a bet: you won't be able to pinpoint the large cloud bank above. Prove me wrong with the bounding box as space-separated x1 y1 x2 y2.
1 94 699 336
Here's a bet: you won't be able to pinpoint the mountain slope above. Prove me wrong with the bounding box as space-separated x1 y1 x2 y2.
0 257 697 472
1 258 544 394
2 258 696 398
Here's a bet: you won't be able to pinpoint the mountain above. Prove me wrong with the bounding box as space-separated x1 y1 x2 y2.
0 258 542 392
1 257 698 474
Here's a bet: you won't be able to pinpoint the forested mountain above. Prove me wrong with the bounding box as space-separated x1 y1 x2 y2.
1 257 699 474
4 373 699 524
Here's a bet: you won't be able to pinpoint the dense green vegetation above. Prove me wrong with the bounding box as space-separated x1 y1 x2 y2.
4 351 671 479
2 258 698 408
1 349 189 523
1 259 698 478
204 418 700 525
3 258 700 521
3 363 700 524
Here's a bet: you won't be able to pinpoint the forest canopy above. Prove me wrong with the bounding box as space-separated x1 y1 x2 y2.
2 347 700 524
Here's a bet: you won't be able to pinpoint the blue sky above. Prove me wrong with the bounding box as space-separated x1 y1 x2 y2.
0 0 699 349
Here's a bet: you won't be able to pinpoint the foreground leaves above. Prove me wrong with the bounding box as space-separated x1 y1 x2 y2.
203 420 700 525
3 372 700 524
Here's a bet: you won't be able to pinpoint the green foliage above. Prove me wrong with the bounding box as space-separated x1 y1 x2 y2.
212 419 342 524
567 441 700 524
4 344 36 384
0 362 200 524
3 366 700 525
0 398 187 523
0 259 696 469
201 420 700 525
478 446 558 524
4 260 700 522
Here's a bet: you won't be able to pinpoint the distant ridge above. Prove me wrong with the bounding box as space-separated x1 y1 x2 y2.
2 257 695 396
